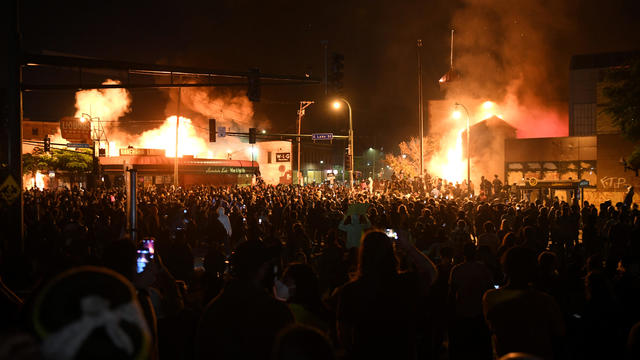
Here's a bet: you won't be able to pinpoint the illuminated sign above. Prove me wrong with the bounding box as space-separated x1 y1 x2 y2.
205 167 249 174
119 148 165 156
60 117 91 142
276 152 291 162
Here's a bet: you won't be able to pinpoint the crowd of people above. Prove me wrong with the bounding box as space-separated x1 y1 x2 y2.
1 177 639 359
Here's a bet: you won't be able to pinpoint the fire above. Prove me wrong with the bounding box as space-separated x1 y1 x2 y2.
428 129 466 183
32 171 45 190
74 79 131 126
426 100 494 184
136 116 209 158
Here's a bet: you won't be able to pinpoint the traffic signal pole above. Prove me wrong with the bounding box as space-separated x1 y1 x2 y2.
296 101 314 185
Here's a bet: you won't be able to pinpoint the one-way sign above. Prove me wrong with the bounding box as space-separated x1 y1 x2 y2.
312 133 333 141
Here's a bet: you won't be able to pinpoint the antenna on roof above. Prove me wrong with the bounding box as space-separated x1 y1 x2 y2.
450 28 454 69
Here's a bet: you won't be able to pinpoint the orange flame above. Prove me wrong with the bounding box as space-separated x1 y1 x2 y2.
136 116 209 157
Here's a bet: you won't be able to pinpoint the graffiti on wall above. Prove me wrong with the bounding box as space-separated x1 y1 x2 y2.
600 176 628 189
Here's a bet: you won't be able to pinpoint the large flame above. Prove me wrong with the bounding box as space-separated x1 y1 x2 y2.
71 80 262 160
136 116 209 158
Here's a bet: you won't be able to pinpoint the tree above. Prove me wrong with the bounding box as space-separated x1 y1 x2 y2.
384 135 440 178
22 147 93 186
22 147 54 176
602 57 640 170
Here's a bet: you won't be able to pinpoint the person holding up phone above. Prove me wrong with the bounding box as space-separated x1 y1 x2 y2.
335 229 437 360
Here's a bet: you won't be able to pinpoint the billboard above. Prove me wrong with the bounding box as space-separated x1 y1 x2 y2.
60 117 91 143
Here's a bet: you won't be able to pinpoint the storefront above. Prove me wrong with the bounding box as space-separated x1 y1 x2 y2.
100 155 258 187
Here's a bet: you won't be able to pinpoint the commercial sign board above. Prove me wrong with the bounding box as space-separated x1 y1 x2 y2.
276 152 291 162
119 148 165 156
60 117 91 143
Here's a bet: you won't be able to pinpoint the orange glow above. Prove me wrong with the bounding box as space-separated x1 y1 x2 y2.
136 116 209 158
452 110 462 119
34 171 45 190
332 101 342 109
482 101 494 110
427 129 466 183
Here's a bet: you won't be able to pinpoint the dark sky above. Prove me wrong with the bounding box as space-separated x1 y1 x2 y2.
6 0 640 152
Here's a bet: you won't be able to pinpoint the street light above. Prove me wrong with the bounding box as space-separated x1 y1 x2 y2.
454 103 471 194
368 147 378 179
332 98 354 187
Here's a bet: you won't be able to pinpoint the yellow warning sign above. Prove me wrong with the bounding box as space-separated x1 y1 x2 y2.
0 175 20 205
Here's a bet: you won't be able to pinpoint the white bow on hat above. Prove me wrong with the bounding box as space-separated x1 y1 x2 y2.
41 295 149 360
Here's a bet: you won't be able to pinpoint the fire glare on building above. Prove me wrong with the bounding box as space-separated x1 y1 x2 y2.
100 142 292 187
22 119 292 189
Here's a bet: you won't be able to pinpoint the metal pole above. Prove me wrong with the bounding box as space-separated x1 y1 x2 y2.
296 101 314 186
127 168 137 242
467 112 470 195
297 102 302 185
2 0 24 253
174 88 181 186
346 100 354 187
322 40 328 96
417 39 424 177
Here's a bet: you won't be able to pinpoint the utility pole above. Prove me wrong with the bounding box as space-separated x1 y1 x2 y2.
322 41 328 96
2 0 24 253
297 101 314 185
174 88 181 186
417 39 424 177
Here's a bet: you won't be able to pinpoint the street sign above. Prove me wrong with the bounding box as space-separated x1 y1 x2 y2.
217 126 226 137
312 133 334 141
66 143 92 148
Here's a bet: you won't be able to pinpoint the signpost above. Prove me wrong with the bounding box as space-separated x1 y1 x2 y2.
312 133 334 141
217 126 226 138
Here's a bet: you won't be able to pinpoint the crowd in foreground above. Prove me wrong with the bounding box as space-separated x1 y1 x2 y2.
1 177 640 360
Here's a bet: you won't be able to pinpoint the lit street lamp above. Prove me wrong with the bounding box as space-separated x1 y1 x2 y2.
332 98 354 187
454 103 471 194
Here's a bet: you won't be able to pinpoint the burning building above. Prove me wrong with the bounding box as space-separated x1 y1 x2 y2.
22 78 294 189
99 140 292 187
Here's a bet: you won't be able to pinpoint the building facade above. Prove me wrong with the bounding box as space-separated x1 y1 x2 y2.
569 51 640 136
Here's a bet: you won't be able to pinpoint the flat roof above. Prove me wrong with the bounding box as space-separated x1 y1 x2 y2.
570 50 640 70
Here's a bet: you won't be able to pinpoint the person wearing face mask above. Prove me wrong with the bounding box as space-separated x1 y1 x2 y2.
274 263 332 334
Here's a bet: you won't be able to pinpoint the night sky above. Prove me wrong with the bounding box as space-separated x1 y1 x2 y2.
6 0 640 152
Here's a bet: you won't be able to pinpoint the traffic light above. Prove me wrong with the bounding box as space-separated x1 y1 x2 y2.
329 53 344 94
247 68 261 102
344 154 352 171
209 118 216 142
249 128 257 144
43 136 51 153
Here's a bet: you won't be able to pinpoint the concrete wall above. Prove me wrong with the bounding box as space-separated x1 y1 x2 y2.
256 141 292 185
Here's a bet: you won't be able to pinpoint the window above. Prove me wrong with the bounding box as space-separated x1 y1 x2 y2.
268 152 272 164
32 127 39 136
572 103 596 136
